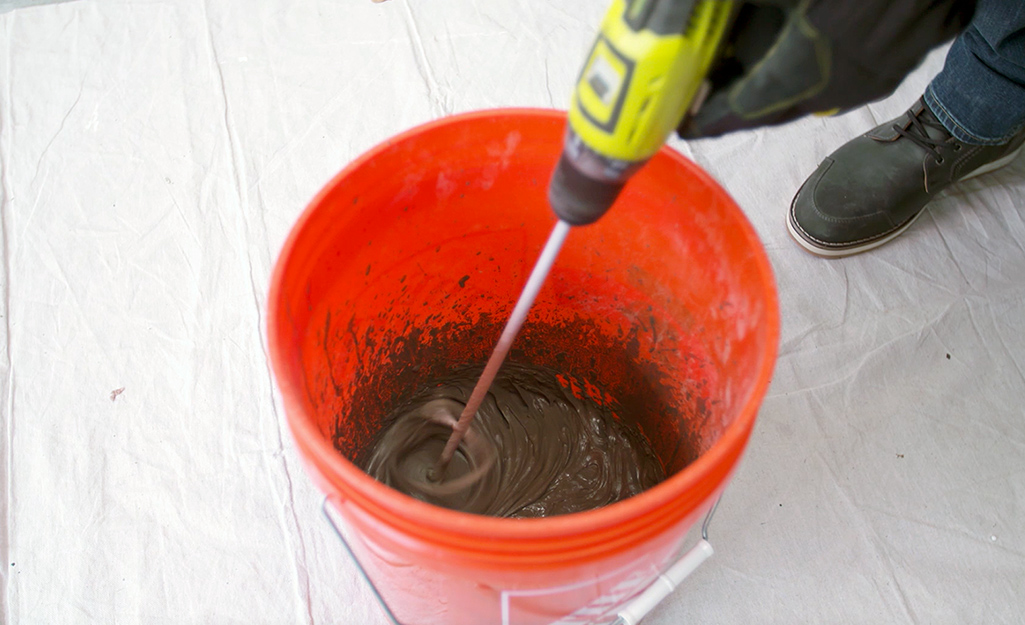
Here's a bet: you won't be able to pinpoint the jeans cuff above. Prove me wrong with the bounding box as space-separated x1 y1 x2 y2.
925 84 1022 146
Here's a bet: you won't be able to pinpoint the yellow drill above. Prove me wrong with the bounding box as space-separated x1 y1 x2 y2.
549 0 735 225
437 0 738 472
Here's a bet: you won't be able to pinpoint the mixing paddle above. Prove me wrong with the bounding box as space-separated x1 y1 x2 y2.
432 219 572 478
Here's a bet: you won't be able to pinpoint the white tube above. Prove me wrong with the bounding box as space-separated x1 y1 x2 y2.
613 540 714 625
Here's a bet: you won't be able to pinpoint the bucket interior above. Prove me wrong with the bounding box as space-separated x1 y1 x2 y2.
275 110 776 494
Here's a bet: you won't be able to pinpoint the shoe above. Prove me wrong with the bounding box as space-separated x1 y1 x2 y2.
788 97 1025 257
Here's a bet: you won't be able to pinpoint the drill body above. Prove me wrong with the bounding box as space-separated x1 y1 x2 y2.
549 0 735 225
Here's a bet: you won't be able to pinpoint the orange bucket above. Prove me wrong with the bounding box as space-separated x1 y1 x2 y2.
267 109 778 625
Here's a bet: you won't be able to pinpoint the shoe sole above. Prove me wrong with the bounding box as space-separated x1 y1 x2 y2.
960 139 1025 181
787 206 925 258
787 140 1025 258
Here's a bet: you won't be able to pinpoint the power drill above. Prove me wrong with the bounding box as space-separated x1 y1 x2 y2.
549 0 736 225
436 0 738 472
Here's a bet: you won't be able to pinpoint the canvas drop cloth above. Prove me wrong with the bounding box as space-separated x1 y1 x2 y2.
1 1 1023 623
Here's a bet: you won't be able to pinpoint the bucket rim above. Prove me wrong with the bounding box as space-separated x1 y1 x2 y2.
267 107 780 556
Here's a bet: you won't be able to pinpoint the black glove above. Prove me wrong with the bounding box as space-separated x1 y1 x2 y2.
678 0 976 139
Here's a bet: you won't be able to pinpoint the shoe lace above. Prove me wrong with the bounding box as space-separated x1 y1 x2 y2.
892 109 948 163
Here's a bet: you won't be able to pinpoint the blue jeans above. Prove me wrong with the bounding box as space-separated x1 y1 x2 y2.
924 0 1025 145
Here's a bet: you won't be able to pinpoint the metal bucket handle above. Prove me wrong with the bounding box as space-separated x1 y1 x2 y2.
322 494 721 625
323 496 405 625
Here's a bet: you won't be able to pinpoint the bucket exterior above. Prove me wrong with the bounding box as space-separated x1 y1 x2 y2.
268 109 779 625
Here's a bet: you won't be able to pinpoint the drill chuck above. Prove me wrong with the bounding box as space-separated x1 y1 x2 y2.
548 127 645 225
548 155 625 226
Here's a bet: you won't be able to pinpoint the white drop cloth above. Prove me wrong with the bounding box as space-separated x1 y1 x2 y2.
1 1 1022 623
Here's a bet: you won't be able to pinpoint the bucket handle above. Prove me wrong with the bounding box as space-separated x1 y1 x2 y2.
322 496 406 625
323 494 721 625
610 495 722 625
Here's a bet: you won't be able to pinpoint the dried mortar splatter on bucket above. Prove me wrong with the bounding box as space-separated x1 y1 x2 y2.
363 362 666 518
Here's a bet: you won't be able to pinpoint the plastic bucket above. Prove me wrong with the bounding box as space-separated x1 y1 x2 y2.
268 109 778 625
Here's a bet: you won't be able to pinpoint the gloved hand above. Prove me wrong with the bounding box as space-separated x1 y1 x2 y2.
678 0 976 139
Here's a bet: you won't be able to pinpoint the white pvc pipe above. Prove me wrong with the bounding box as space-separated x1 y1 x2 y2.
613 540 715 625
